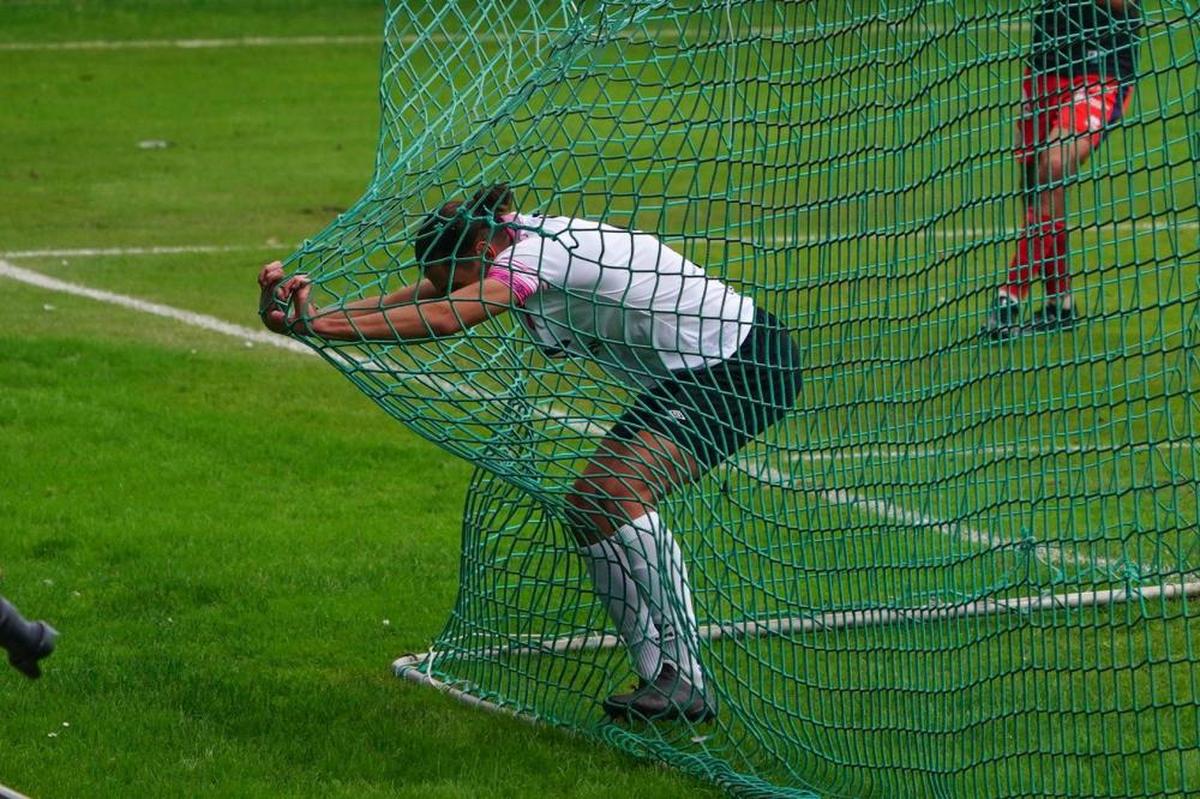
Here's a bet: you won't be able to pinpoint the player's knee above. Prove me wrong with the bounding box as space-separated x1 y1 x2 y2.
565 474 654 539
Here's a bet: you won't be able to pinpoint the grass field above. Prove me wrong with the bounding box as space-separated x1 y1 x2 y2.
3 0 1199 797
0 2 721 796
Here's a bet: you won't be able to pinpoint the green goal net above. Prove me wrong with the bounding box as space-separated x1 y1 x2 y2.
281 1 1200 795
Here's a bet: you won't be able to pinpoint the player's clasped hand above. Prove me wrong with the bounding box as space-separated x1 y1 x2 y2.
257 261 317 335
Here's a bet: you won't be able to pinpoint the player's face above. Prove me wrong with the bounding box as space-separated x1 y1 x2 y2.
424 257 484 295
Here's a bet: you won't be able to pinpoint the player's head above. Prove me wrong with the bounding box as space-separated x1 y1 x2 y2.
415 183 515 294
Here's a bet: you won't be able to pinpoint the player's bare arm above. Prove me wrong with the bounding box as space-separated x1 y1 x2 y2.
285 275 516 340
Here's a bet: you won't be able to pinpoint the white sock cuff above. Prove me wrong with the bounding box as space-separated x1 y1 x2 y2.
614 510 661 547
579 536 622 559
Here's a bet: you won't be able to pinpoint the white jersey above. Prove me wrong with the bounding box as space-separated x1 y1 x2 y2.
487 214 756 389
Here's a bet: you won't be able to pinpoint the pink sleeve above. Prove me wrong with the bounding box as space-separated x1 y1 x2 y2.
486 260 539 306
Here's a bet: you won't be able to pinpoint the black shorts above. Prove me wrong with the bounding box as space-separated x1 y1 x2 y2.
610 309 802 471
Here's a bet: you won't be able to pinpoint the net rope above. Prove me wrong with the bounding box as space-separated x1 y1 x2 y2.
280 1 1200 795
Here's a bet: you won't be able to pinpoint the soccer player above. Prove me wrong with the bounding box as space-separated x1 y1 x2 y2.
0 595 57 679
258 185 802 722
982 0 1141 340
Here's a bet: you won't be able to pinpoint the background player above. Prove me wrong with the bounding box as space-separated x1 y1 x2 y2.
983 0 1142 339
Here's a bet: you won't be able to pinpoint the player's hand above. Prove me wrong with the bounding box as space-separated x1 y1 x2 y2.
284 275 318 336
258 260 289 334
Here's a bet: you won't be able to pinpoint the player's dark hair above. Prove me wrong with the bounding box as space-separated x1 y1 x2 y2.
414 183 514 268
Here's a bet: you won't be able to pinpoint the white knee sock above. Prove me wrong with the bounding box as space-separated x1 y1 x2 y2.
615 511 704 690
578 537 663 682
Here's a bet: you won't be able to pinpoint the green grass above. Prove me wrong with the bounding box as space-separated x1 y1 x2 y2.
3 1 1199 797
0 3 719 797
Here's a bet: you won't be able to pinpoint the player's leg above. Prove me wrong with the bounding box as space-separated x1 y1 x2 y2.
0 596 57 680
567 431 712 722
985 72 1063 339
1021 131 1093 330
1029 82 1135 331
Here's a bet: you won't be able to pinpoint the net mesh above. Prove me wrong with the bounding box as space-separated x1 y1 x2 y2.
281 1 1200 795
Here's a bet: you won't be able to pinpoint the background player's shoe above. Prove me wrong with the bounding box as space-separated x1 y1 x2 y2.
7 621 57 680
1026 303 1078 333
1 597 58 679
981 296 1023 341
603 664 715 723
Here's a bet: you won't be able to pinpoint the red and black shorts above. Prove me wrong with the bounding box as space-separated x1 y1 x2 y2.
1015 69 1135 163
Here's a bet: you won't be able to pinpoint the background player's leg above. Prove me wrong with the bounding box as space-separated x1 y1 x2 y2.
1003 158 1056 305
1026 131 1097 327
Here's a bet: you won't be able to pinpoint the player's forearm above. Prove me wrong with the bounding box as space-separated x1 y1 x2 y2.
338 279 437 316
306 302 453 341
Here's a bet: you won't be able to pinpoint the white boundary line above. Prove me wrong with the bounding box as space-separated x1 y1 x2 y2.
0 783 33 799
0 259 1150 579
0 23 1041 54
1 244 277 260
0 259 312 356
0 35 382 52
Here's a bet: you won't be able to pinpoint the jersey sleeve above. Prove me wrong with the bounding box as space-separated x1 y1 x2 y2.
485 262 539 306
488 234 572 306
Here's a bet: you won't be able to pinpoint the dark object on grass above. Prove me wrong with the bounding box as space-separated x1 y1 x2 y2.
0 596 57 679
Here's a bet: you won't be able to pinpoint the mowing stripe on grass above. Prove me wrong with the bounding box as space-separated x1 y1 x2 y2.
4 219 1194 261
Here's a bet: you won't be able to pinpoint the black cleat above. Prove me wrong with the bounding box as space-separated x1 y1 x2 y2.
981 296 1023 341
6 621 57 680
603 664 715 723
1 598 58 680
1025 302 1078 333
